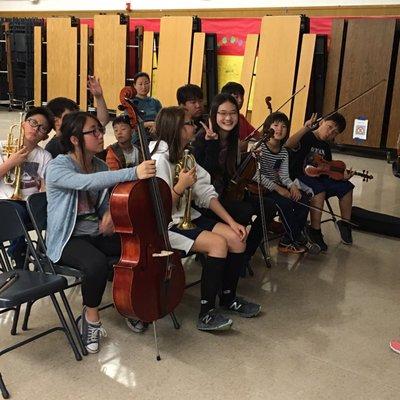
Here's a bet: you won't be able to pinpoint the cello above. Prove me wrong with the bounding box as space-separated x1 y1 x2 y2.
110 87 185 358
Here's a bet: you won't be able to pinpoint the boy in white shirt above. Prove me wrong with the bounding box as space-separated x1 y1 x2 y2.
0 107 54 267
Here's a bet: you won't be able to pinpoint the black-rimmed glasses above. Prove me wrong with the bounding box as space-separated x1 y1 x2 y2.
26 118 49 135
82 126 106 138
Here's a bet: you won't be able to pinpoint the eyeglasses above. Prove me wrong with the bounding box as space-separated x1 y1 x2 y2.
82 126 106 138
26 118 49 135
184 120 196 127
217 111 238 118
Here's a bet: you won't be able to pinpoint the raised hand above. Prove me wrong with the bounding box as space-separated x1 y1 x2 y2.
200 118 218 141
304 113 318 129
87 76 103 98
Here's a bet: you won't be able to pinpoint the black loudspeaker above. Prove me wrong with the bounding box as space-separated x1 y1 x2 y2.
306 34 327 118
204 33 218 108
4 18 44 104
300 15 310 34
192 16 201 33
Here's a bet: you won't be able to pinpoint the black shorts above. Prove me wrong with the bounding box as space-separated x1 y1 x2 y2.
299 175 354 199
170 215 218 241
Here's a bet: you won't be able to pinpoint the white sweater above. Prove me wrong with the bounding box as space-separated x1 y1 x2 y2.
149 140 219 253
150 140 218 228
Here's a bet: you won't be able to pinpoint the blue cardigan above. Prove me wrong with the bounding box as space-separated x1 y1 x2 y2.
45 155 136 262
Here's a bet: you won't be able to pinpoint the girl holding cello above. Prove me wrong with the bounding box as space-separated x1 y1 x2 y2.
150 106 261 331
45 111 156 353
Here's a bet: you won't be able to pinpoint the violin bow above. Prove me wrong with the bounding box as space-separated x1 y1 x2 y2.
293 198 359 227
243 85 306 142
309 79 386 130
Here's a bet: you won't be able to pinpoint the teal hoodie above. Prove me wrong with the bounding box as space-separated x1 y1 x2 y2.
45 154 136 262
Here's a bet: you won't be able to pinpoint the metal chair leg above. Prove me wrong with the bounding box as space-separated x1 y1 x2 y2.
50 293 82 361
10 305 20 336
58 291 88 356
22 301 34 331
170 312 180 329
0 373 9 399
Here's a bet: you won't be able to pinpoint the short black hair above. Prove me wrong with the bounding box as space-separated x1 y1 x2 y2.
112 115 131 128
46 97 79 118
263 111 290 133
176 84 203 104
133 72 150 83
324 112 346 133
221 81 245 97
25 106 54 133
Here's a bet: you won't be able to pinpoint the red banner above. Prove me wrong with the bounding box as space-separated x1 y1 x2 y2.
80 16 398 56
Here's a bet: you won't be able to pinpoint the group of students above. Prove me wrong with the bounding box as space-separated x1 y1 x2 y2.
0 72 356 355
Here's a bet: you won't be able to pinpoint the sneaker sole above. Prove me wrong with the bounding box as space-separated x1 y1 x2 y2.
222 305 262 318
278 247 306 254
197 319 233 331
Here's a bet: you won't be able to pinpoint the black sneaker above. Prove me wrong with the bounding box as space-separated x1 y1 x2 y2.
125 318 149 333
78 307 107 354
222 297 261 318
295 233 321 255
306 226 328 252
336 221 353 245
197 309 233 331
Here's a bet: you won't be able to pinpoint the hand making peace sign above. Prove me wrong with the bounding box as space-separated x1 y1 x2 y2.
200 118 218 141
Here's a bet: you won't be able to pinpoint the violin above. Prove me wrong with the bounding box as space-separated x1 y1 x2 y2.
110 87 185 326
225 127 275 201
305 154 373 182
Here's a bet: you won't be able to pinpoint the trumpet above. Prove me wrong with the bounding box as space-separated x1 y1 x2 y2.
174 149 196 230
3 113 25 200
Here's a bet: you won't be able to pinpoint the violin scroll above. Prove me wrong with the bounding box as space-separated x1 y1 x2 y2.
118 86 138 129
265 96 272 114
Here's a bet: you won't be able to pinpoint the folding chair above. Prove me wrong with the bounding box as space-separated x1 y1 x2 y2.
0 241 22 337
0 201 87 399
321 198 337 225
26 192 116 328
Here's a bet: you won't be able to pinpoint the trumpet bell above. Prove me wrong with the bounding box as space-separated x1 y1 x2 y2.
177 219 196 230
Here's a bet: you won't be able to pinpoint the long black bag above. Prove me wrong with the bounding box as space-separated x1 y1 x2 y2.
351 206 400 238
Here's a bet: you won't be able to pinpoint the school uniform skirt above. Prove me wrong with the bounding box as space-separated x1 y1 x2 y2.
169 215 218 255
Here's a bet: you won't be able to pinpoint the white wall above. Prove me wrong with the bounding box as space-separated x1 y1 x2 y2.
0 0 399 12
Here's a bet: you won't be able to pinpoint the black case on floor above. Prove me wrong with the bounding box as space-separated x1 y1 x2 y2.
351 206 400 238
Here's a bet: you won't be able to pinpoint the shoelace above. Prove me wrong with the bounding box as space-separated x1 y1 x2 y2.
87 324 108 344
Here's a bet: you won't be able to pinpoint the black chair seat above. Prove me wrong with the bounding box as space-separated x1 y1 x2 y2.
53 264 84 279
0 271 67 307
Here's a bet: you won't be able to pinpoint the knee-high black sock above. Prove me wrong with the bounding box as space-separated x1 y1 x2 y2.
199 256 225 317
220 252 245 306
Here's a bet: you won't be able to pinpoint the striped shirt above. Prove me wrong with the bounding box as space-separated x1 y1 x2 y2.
253 143 294 191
